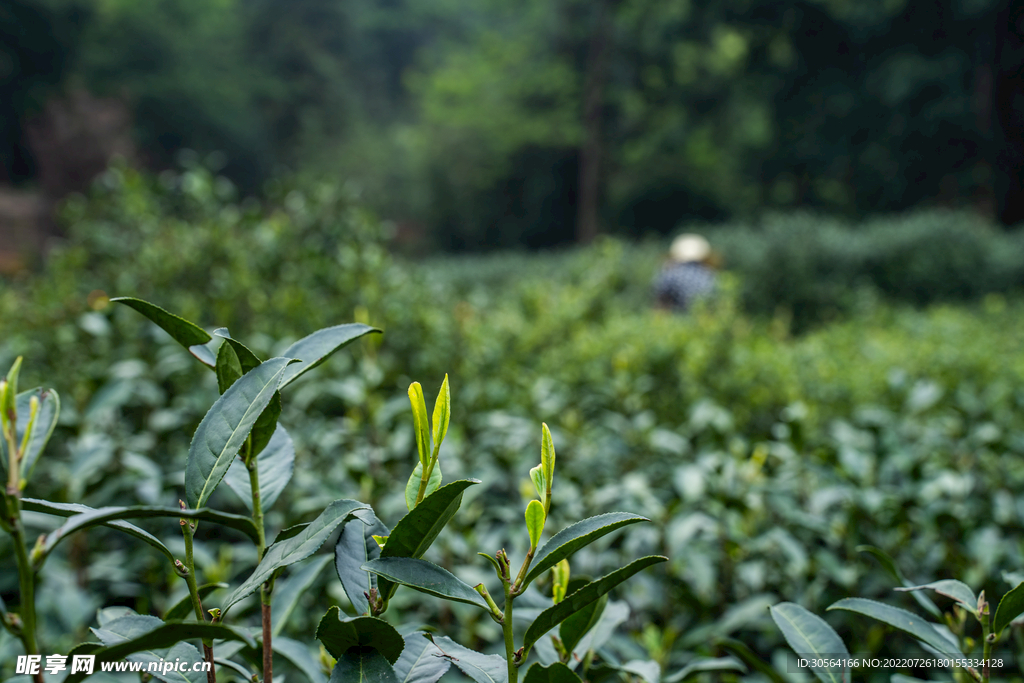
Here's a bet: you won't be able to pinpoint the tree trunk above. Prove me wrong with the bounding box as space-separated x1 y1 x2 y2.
994 0 1024 225
576 0 614 244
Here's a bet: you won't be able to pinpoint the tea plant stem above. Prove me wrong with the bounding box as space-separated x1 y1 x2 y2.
245 438 273 683
502 581 517 683
415 453 438 507
182 517 216 683
982 620 992 682
11 512 43 683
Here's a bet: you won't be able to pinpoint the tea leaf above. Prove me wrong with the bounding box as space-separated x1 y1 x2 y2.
335 511 389 616
405 460 442 511
431 374 451 452
0 387 60 482
523 512 649 588
273 635 328 683
895 580 978 616
558 593 606 656
393 632 451 683
363 557 490 611
329 648 400 683
525 499 545 549
280 323 381 388
429 636 507 683
857 545 942 618
272 555 332 636
523 663 582 683
316 606 405 663
111 297 214 366
994 582 1024 636
663 657 745 683
223 424 295 512
541 423 555 490
523 556 667 654
408 382 431 468
224 499 369 612
215 340 244 394
769 602 849 683
828 598 959 657
185 357 292 508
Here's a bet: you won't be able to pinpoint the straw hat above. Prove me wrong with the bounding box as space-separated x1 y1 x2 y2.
669 234 711 263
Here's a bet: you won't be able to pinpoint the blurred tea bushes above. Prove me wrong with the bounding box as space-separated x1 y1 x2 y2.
2 167 1024 680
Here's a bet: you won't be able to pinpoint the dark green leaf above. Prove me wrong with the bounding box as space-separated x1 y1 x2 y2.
249 390 282 458
524 513 650 588
523 663 582 683
828 598 959 657
995 582 1024 636
330 648 400 683
274 635 328 683
223 499 369 612
213 328 262 371
164 583 228 621
362 557 490 610
336 512 389 616
65 621 255 683
223 424 295 512
769 603 849 683
280 323 381 388
111 297 214 366
559 593 606 656
430 636 507 683
215 340 244 394
523 556 667 655
663 657 745 683
405 461 442 511
393 633 450 683
895 580 977 616
272 555 332 636
377 479 480 601
857 545 941 618
714 638 788 683
22 498 261 545
185 357 292 508
316 606 405 663
0 388 60 482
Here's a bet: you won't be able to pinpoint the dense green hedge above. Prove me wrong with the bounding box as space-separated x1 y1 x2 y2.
2 169 1024 680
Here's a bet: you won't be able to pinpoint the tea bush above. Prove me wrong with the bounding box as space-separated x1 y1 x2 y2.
3 167 1024 682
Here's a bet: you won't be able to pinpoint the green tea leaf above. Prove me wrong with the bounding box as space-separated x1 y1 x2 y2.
215 340 244 394
431 374 450 452
335 511 389 616
558 592 606 656
408 382 431 468
525 499 545 549
523 556 667 655
541 423 555 489
713 638 788 683
224 499 369 612
523 512 649 588
857 545 942 618
663 656 745 683
405 461 442 511
111 297 214 366
828 598 959 657
362 557 490 611
329 648 400 683
993 582 1024 636
164 583 228 621
272 555 332 636
523 663 582 683
316 606 405 663
279 323 381 388
895 580 978 616
377 479 480 601
212 328 262 372
0 388 59 483
393 632 451 683
273 635 328 683
185 357 292 508
64 621 255 683
530 465 546 502
769 602 849 683
429 636 507 683
223 424 295 512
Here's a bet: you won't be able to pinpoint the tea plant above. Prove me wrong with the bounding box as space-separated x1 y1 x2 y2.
1 298 667 683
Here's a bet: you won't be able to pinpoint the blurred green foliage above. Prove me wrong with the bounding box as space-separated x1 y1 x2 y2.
2 172 1024 680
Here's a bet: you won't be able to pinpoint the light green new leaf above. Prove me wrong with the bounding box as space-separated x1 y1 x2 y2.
530 465 546 501
336 512 389 616
429 636 507 683
431 374 450 452
273 556 332 637
405 461 442 511
895 580 978 616
164 583 228 621
0 387 59 483
280 323 381 388
185 357 292 508
523 512 649 588
994 582 1024 636
408 382 431 467
111 297 214 366
223 499 369 612
64 621 255 683
393 632 451 683
362 557 490 611
377 479 480 601
329 648 400 683
526 499 545 549
769 603 849 683
828 598 959 657
523 556 667 655
316 606 405 663
857 545 942 618
223 424 295 512
523 663 582 683
541 423 555 488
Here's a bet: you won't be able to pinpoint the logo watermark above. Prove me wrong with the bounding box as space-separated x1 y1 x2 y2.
16 654 213 677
